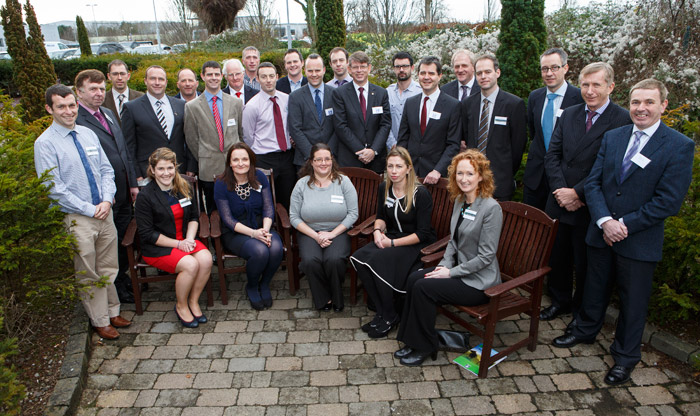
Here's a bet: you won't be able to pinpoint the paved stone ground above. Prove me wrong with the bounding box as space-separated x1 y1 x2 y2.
76 266 700 415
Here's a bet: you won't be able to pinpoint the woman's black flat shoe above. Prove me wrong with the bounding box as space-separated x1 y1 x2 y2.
361 314 383 333
174 306 198 328
368 316 399 339
320 302 332 311
394 346 413 359
333 304 344 312
399 350 437 366
193 314 208 324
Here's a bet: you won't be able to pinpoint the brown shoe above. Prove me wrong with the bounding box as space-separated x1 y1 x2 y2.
93 325 120 339
110 316 132 328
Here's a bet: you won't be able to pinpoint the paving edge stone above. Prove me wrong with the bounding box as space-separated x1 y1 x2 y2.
45 302 91 416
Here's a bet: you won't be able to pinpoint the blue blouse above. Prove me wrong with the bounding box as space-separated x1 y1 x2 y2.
214 169 274 233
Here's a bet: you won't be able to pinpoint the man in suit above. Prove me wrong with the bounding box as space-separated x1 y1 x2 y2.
326 47 353 88
122 65 195 182
104 59 144 125
35 84 131 340
386 51 421 151
523 48 583 210
441 49 480 101
276 49 308 94
242 46 261 91
242 62 295 210
174 68 200 102
184 61 243 213
75 69 140 304
222 58 258 104
397 56 461 183
462 54 527 201
332 51 391 173
553 79 694 386
541 62 631 324
288 53 337 168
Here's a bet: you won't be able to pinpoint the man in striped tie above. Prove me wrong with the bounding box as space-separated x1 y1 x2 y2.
104 59 143 126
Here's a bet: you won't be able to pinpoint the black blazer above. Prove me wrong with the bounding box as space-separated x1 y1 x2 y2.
396 92 461 177
121 94 196 178
544 102 631 225
222 85 258 104
134 180 199 258
276 76 308 94
462 89 527 200
104 88 144 125
288 84 338 166
332 82 392 173
76 105 138 209
523 82 583 190
441 79 480 101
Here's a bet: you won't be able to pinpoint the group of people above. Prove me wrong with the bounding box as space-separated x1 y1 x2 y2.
34 42 694 385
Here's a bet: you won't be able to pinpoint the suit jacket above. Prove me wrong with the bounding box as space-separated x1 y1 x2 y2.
222 85 258 104
439 196 503 290
173 91 200 101
396 92 461 177
276 76 308 94
332 82 392 172
523 82 583 190
584 122 694 261
121 94 195 178
134 180 199 258
288 84 337 166
441 79 480 101
184 92 243 182
544 102 631 225
104 88 144 125
462 89 527 199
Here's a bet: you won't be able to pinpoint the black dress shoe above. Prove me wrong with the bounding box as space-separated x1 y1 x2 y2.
565 318 577 334
393 346 413 359
399 350 437 366
368 316 399 339
174 306 199 328
539 304 571 321
319 302 332 311
361 314 382 333
604 365 632 386
333 305 344 312
552 333 594 348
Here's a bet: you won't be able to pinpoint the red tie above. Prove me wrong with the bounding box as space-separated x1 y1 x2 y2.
270 96 287 151
359 87 366 120
212 96 224 152
420 96 429 135
236 91 242 98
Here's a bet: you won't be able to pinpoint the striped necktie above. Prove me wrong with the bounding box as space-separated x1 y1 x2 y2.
477 98 490 153
155 100 169 138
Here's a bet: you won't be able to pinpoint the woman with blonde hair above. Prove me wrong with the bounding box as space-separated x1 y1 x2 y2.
394 149 503 366
349 146 435 338
135 148 212 328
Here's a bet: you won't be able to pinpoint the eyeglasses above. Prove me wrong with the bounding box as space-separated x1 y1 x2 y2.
110 72 128 77
540 65 562 73
313 157 332 163
393 64 411 70
351 65 369 71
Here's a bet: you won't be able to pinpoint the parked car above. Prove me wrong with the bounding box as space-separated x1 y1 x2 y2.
90 42 127 55
44 41 69 52
120 40 153 51
61 49 81 60
0 51 11 60
132 44 171 55
50 48 79 59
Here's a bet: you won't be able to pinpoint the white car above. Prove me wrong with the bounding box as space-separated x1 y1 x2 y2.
132 44 171 55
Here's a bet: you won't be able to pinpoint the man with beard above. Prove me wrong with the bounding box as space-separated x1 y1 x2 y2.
385 51 421 151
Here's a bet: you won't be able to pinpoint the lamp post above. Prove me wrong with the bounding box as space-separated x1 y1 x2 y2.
86 3 98 38
285 0 292 49
152 0 161 47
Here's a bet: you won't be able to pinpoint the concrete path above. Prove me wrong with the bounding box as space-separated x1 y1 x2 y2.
75 267 700 415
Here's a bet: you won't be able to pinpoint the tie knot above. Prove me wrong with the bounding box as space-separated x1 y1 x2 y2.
69 130 77 140
270 96 277 103
586 109 597 119
212 96 217 103
156 100 163 107
359 87 364 93
634 130 645 141
483 98 489 105
118 93 125 100
547 93 558 100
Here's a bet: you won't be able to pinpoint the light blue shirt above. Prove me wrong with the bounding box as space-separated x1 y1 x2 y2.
34 122 116 217
309 83 325 102
540 82 568 127
289 78 303 92
386 80 421 149
204 90 224 122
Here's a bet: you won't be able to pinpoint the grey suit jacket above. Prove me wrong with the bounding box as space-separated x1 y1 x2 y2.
288 84 337 166
439 196 503 290
184 92 243 182
104 88 144 125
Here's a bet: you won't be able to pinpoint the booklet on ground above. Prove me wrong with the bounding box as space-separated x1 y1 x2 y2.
453 343 507 376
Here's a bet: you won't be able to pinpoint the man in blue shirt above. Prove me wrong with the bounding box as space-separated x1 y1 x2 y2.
386 51 421 151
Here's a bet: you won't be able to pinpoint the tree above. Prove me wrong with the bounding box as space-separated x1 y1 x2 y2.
186 0 247 35
24 1 56 90
76 15 92 56
484 0 500 22
497 0 547 99
293 0 317 44
344 0 411 44
316 0 345 76
163 0 196 45
240 0 276 49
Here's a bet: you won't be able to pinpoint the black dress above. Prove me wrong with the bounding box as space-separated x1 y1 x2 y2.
349 182 436 293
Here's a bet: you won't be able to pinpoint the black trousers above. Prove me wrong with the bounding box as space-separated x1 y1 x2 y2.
112 200 133 291
573 245 656 368
199 179 217 214
546 221 588 314
397 267 488 352
298 232 350 309
256 150 295 211
522 175 549 211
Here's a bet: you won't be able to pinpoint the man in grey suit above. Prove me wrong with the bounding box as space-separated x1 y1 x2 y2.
332 51 391 173
75 69 139 304
288 54 337 168
184 61 243 213
553 79 694 386
104 59 144 125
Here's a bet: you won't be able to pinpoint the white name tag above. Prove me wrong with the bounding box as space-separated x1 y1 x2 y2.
325 108 334 116
372 106 383 114
556 109 564 117
85 146 99 156
227 119 236 126
464 208 478 216
179 198 192 207
137 178 151 187
631 153 651 169
330 194 344 204
494 116 507 125
429 111 441 120
462 213 476 221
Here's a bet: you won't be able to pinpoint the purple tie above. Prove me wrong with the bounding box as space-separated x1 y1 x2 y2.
620 131 644 181
93 110 112 135
461 85 469 101
585 110 597 132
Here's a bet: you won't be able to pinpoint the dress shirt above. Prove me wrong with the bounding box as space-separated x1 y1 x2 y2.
540 82 568 126
244 73 260 91
353 81 369 110
146 93 175 139
386 80 421 149
242 90 291 154
78 101 113 133
309 83 325 103
326 74 353 87
458 77 476 101
419 89 441 126
289 77 303 92
34 122 116 217
112 87 131 106
585 98 611 126
204 90 224 121
479 87 499 127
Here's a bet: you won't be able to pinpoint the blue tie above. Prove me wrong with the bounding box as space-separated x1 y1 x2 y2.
542 93 557 151
70 131 101 205
314 89 323 123
620 131 644 182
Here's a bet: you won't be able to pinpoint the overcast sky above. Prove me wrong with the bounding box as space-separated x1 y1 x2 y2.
31 0 589 25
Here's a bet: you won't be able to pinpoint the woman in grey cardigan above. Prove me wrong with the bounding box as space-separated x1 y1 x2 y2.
395 150 503 366
290 143 359 311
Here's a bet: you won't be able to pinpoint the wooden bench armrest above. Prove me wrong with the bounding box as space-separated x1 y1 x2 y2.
198 212 210 240
277 203 291 229
420 235 451 256
348 215 376 237
484 267 551 297
209 211 222 238
420 251 444 266
122 219 137 247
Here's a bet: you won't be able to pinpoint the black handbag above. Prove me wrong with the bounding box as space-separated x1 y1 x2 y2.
437 329 470 352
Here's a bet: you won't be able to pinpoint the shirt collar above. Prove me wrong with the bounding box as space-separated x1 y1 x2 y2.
51 120 74 137
422 88 440 102
204 89 223 102
460 77 475 89
548 82 568 97
481 87 499 103
633 119 661 138
309 83 324 94
585 98 611 115
146 92 167 106
113 87 128 99
78 100 100 116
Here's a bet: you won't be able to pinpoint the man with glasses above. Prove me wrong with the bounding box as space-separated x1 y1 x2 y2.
386 51 421 151
332 51 391 173
523 48 582 210
222 58 258 105
104 59 143 125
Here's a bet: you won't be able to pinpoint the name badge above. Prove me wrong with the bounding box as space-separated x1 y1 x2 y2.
631 153 651 169
494 116 507 126
137 178 151 187
227 119 236 126
253 185 262 192
325 108 334 116
386 196 395 208
429 111 441 120
556 109 564 117
462 212 476 221
330 194 344 204
179 198 192 207
85 146 99 156
372 106 383 114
